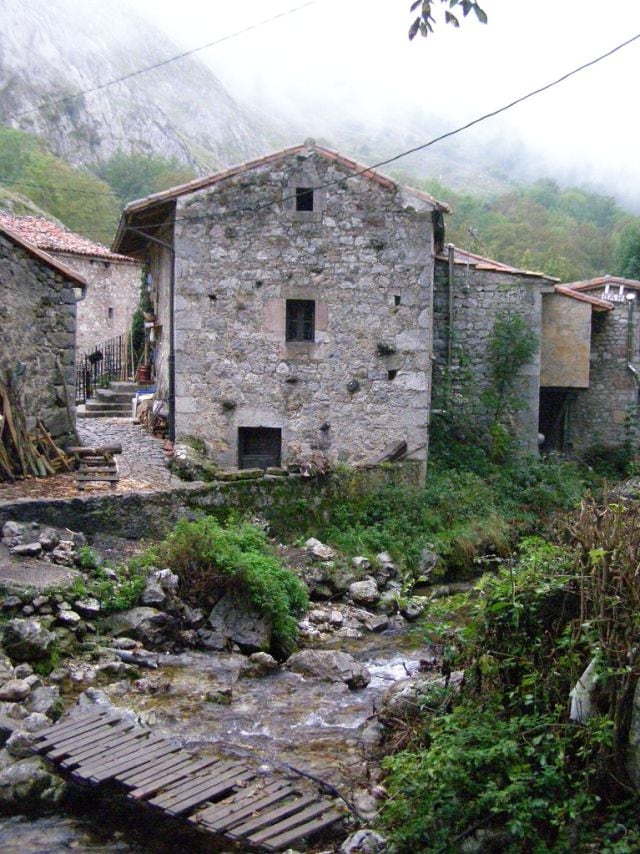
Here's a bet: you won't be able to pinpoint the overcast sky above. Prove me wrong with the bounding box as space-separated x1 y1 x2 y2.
131 0 640 203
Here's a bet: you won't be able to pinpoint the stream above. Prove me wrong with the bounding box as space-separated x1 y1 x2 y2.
0 619 432 852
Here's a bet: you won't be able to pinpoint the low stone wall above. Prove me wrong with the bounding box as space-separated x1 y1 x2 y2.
0 462 422 540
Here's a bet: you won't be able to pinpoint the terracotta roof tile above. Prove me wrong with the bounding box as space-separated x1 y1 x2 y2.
436 245 558 282
1 224 87 287
0 215 136 263
564 275 640 291
121 141 450 216
554 284 613 311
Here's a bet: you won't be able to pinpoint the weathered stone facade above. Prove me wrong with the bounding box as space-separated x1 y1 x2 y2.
116 143 446 473
0 228 84 443
563 279 640 453
55 254 141 355
432 250 554 455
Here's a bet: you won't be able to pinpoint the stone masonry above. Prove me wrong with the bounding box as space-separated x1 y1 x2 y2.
0 228 82 443
117 142 447 473
432 251 554 455
565 281 640 453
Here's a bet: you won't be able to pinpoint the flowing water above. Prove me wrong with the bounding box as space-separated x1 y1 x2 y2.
0 621 431 851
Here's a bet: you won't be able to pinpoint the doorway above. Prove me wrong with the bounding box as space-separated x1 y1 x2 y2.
238 427 282 469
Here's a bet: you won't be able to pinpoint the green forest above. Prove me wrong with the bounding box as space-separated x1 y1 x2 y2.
1 122 640 282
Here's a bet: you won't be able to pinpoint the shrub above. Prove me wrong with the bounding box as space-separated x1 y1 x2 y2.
139 517 308 654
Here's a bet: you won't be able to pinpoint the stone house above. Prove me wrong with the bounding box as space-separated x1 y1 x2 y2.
0 215 142 355
0 223 86 443
432 247 557 455
540 276 640 453
113 140 449 472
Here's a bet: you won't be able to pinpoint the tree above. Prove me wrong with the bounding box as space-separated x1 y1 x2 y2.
93 152 196 207
614 223 640 280
409 0 487 40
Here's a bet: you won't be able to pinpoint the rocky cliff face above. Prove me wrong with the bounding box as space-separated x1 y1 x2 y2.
0 0 275 172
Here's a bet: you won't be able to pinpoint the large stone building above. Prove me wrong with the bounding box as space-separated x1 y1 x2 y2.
114 140 449 472
0 223 86 443
0 215 142 355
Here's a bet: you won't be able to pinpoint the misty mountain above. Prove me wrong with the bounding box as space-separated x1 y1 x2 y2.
0 0 278 173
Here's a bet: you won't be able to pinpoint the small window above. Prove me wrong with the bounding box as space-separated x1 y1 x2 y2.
394 295 401 306
238 427 281 470
107 307 114 319
286 299 315 342
295 187 314 212
388 369 398 381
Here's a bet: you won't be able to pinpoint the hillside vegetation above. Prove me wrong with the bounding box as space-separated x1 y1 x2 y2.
416 176 640 282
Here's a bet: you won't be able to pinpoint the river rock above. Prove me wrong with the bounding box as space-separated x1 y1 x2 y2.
305 538 335 560
0 680 31 702
341 829 388 853
239 652 279 678
352 556 371 572
37 528 60 551
22 713 51 733
6 729 38 759
348 577 380 607
10 542 43 558
401 599 425 622
201 595 272 653
2 619 55 663
13 664 33 679
358 612 389 633
0 655 14 684
0 755 67 814
51 542 76 566
1 597 22 613
2 521 26 544
56 610 82 628
106 608 170 648
141 579 166 607
418 546 440 577
286 650 370 690
74 598 101 619
381 671 464 719
28 686 62 720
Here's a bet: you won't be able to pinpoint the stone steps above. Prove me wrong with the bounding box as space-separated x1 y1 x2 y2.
77 382 153 419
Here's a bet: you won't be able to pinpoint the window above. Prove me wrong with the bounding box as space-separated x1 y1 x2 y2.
107 307 114 319
295 187 314 212
238 427 281 469
286 299 315 342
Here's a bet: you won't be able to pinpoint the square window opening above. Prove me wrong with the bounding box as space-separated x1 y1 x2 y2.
394 295 401 306
238 427 281 470
107 307 114 319
286 299 315 342
295 186 314 212
387 369 398 380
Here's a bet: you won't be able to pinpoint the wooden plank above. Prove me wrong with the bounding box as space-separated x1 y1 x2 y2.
161 770 256 817
191 780 288 826
258 809 344 852
59 727 147 767
229 794 317 840
34 712 108 742
148 762 242 808
247 801 335 846
127 758 227 799
50 720 137 760
116 750 194 787
37 716 124 751
86 742 181 783
35 712 115 745
194 783 296 832
72 738 167 780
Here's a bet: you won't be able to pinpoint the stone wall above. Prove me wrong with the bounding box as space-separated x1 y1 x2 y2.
432 257 549 455
169 151 435 472
50 253 142 355
567 294 639 452
0 233 78 443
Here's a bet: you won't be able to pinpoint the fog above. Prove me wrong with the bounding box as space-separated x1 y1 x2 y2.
131 0 640 207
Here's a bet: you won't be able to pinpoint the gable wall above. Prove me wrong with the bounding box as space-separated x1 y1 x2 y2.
171 153 434 470
0 233 77 442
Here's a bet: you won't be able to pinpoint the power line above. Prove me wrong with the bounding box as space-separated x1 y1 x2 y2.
122 31 640 234
5 1 318 121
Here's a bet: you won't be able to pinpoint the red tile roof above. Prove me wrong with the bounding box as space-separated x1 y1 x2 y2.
1 224 87 287
121 141 451 216
436 246 558 282
554 284 613 311
563 275 640 292
0 215 136 263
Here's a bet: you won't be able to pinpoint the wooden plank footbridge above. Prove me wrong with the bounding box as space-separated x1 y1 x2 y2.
34 710 346 851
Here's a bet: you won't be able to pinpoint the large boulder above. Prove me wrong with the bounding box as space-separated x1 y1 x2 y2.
286 650 370 690
341 829 388 853
199 595 272 653
106 608 170 648
0 755 67 815
2 620 55 663
348 577 380 607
